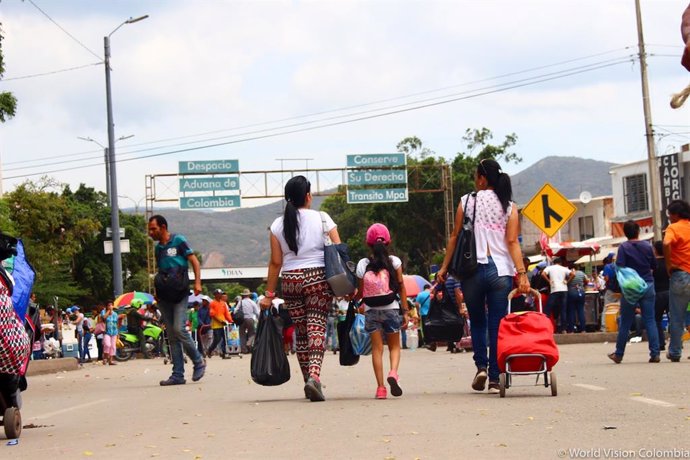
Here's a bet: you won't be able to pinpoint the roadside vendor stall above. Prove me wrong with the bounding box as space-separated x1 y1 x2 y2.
546 241 602 331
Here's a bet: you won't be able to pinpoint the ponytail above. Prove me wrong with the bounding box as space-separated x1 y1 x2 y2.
494 172 513 213
366 242 400 292
282 175 311 254
477 159 513 214
283 201 300 254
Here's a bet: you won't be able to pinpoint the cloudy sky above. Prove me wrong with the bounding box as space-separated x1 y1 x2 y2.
1 0 689 208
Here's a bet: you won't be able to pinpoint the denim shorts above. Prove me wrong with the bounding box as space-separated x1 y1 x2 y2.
364 309 401 334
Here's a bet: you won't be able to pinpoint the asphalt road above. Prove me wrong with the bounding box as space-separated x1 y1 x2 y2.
5 341 690 460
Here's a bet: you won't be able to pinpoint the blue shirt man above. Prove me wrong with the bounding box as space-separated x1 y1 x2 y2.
148 214 205 386
415 285 432 317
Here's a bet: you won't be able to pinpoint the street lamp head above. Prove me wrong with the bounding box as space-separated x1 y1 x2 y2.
126 15 149 24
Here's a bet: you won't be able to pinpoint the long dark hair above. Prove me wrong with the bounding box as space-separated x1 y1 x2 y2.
477 158 512 213
366 242 400 292
283 175 311 254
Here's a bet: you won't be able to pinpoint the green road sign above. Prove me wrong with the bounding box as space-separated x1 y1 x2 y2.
179 176 240 192
178 160 239 175
179 195 241 209
347 188 408 204
346 154 406 168
347 169 407 185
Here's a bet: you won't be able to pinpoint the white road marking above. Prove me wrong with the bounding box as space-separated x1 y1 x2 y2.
630 396 675 408
573 383 606 391
31 398 109 420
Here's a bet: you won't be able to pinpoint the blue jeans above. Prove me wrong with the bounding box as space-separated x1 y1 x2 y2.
462 258 513 382
326 316 338 350
615 281 659 358
159 297 203 380
82 332 93 360
668 270 690 358
567 289 586 333
77 330 85 360
545 291 567 332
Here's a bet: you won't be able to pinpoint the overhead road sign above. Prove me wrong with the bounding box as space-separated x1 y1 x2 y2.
180 177 240 192
179 195 241 210
347 153 406 168
522 183 577 238
179 160 239 175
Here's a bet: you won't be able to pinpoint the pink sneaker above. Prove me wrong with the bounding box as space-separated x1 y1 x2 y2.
387 370 403 397
375 386 387 399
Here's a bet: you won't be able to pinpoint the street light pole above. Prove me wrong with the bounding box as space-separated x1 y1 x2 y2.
77 134 133 208
104 14 148 297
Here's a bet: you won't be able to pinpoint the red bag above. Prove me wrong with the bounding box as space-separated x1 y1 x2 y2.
497 311 559 373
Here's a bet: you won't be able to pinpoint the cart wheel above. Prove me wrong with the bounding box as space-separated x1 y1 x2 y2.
499 373 506 398
550 372 557 397
4 407 21 439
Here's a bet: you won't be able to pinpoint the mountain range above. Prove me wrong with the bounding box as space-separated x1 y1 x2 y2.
149 156 616 267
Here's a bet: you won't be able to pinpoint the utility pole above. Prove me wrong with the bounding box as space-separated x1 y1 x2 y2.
635 0 662 240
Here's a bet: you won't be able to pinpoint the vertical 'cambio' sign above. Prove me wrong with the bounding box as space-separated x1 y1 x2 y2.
659 153 683 228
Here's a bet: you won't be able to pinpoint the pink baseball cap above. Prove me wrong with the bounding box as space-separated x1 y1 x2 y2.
366 223 391 246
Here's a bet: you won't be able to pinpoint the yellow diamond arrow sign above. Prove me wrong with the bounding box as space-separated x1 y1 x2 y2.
522 183 577 238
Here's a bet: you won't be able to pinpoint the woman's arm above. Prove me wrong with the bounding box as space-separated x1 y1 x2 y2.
260 233 284 309
505 205 529 293
328 226 341 244
437 201 466 283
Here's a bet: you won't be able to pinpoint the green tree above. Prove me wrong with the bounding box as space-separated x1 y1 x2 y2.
0 24 17 122
321 128 522 278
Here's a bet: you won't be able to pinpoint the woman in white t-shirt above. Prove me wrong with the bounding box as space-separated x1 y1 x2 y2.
437 159 529 395
259 175 341 402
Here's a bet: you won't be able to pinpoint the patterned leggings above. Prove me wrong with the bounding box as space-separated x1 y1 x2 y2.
281 267 332 382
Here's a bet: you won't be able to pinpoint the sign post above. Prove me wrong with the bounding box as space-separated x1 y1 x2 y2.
522 183 577 238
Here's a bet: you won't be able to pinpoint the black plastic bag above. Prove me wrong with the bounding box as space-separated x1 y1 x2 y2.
251 311 291 386
337 301 360 366
422 287 465 343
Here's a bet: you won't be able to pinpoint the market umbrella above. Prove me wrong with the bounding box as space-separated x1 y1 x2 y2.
402 274 430 297
113 291 155 307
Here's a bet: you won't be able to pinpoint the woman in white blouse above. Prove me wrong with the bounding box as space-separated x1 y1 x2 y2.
437 159 529 395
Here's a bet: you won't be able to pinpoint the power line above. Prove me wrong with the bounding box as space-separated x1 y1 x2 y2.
3 58 634 180
1 62 101 81
5 48 635 166
27 0 103 62
5 54 636 169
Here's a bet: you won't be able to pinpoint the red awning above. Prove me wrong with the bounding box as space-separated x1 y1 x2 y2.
545 241 601 261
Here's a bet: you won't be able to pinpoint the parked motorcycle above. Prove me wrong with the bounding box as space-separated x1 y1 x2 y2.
115 323 163 361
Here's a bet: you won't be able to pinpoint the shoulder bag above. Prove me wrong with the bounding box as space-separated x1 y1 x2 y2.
321 212 357 296
449 193 478 279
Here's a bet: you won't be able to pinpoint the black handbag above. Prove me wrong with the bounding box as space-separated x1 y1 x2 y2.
337 301 360 366
251 311 291 386
422 287 465 343
449 193 477 279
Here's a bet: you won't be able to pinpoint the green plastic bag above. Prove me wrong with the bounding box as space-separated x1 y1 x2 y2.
615 266 648 305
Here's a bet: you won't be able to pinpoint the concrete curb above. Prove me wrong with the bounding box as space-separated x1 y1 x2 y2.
26 357 80 376
554 332 619 345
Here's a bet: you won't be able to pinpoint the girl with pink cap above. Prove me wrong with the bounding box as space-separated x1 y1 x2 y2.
356 223 409 399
